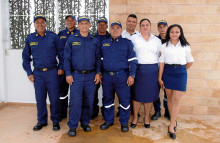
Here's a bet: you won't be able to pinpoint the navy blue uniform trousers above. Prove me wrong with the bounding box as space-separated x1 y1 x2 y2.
67 72 96 129
102 72 130 125
33 68 60 124
59 74 69 119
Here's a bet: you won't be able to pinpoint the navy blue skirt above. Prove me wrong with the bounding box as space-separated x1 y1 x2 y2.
163 64 187 91
134 64 160 103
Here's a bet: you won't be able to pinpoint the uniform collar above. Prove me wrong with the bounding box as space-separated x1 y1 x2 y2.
35 31 47 37
111 35 122 42
78 32 93 39
168 40 181 47
66 28 77 35
123 29 138 35
95 31 111 37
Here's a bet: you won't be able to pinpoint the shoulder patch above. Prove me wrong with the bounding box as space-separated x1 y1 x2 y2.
72 42 81 46
158 51 162 57
103 43 110 46
30 42 38 46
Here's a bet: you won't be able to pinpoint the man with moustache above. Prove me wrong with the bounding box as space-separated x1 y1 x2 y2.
91 17 111 120
58 14 79 120
22 14 63 131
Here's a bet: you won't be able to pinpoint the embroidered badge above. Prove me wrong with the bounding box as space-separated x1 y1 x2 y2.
158 51 162 57
30 42 38 46
72 42 81 45
103 43 110 46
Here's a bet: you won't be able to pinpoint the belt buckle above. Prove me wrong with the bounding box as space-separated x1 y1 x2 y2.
42 68 47 71
110 72 114 75
82 71 86 74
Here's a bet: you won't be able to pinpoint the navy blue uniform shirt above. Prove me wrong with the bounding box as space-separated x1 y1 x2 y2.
101 36 138 76
22 31 63 76
157 35 166 44
64 32 101 76
58 28 79 50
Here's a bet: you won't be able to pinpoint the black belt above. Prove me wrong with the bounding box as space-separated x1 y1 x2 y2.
36 66 57 71
165 64 182 68
105 70 127 75
71 69 95 74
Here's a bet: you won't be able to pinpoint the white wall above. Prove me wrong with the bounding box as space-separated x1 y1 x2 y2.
6 50 36 103
0 0 4 102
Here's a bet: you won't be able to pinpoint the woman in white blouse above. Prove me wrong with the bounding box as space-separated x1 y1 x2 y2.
130 19 161 129
158 24 194 139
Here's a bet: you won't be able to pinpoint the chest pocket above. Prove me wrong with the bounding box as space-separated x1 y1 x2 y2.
117 45 127 58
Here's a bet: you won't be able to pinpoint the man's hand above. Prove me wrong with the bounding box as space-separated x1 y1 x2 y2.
94 74 102 84
58 69 64 75
66 75 74 85
127 76 134 86
28 75 34 83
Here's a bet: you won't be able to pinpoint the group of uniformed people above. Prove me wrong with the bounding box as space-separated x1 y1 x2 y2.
22 13 194 140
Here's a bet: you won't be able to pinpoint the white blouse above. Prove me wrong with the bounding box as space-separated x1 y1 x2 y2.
122 29 139 40
131 33 162 64
159 41 194 65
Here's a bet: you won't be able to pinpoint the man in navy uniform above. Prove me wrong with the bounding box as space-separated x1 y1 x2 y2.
22 14 63 131
58 14 79 120
91 16 111 120
151 20 170 120
64 16 102 137
100 21 138 132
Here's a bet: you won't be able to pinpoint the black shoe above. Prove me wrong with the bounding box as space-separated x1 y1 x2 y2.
164 111 170 120
116 111 120 118
130 121 137 128
33 123 47 131
91 114 98 120
144 123 150 128
121 124 129 132
81 124 91 132
151 112 161 120
100 122 113 130
168 126 176 139
53 123 60 131
60 115 67 121
67 128 76 137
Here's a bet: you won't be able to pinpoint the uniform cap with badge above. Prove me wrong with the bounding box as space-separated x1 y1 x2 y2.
65 14 76 20
97 17 108 24
157 20 168 26
34 14 46 22
78 16 90 23
111 21 122 28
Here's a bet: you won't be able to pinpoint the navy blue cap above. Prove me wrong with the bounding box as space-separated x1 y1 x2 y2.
34 14 46 22
78 16 90 23
110 21 122 28
97 17 108 23
158 20 168 26
65 14 76 20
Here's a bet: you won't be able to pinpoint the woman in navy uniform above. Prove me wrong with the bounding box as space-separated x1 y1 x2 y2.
130 19 161 129
158 24 194 139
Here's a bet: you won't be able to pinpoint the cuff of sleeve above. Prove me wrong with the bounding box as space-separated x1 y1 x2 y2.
65 71 71 76
58 65 63 70
27 71 33 77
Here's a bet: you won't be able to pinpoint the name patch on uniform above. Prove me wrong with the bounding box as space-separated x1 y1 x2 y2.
60 36 66 39
103 43 110 46
30 42 38 46
72 42 81 45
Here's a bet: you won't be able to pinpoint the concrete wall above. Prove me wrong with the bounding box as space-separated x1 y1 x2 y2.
109 0 220 115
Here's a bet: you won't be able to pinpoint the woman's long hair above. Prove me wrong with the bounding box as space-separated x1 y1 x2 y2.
165 24 190 47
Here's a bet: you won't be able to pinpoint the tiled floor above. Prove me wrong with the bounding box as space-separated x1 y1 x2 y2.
0 104 220 143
